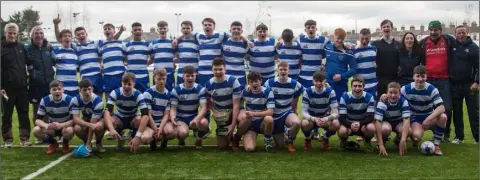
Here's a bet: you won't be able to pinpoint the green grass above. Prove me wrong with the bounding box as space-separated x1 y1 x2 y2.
1 73 478 179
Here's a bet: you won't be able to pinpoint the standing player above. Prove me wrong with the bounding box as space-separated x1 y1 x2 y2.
239 71 275 152
32 80 74 154
170 66 210 149
325 28 358 102
337 77 376 152
301 70 340 151
204 58 242 149
52 29 79 97
400 65 447 155
222 21 253 87
71 79 106 152
142 68 172 150
276 29 302 80
103 72 150 153
125 22 151 93
264 61 303 152
149 21 176 91
249 23 276 84
175 21 199 85
353 28 377 100
375 82 410 156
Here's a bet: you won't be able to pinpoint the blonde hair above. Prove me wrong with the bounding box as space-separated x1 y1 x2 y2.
4 23 19 33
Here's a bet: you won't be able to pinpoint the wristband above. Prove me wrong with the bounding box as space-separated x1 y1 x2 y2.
135 131 142 138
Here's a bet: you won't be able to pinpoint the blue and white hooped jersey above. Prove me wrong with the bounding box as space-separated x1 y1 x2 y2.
302 86 338 118
149 38 176 74
375 97 410 123
72 41 101 78
353 45 378 91
276 42 302 77
177 36 199 76
70 93 104 121
125 40 150 79
205 75 242 110
222 38 249 80
143 87 170 125
38 94 73 123
107 88 147 118
241 86 275 121
195 32 229 75
297 34 329 81
339 91 375 122
52 47 79 92
170 83 207 121
98 40 126 76
248 38 276 78
401 82 443 116
264 77 304 119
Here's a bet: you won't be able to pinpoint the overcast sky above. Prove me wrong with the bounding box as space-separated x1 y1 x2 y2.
2 1 479 41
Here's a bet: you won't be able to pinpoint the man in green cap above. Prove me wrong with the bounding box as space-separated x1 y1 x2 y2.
418 20 456 152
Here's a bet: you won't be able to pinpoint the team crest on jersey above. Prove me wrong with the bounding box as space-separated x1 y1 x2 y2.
465 48 469 53
45 51 50 56
440 42 445 47
303 44 308 48
357 54 363 58
130 47 135 51
280 50 286 55
253 48 260 52
224 47 230 51
179 94 188 101
85 108 93 115
338 55 344 60
60 55 66 59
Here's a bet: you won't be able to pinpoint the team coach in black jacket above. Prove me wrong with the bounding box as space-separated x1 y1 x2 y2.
447 25 479 144
1 23 33 147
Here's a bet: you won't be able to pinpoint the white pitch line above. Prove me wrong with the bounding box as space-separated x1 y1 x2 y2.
21 152 73 180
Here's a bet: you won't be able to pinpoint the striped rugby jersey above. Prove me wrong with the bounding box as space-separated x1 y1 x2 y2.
143 86 170 125
70 93 104 121
170 83 207 121
339 91 375 122
302 86 337 118
38 94 73 123
204 75 242 110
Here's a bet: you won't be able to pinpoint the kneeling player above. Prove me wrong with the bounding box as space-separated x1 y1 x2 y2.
103 72 150 153
337 77 376 152
301 70 339 151
170 66 210 149
239 72 275 152
400 65 446 156
205 58 243 149
33 80 74 154
375 82 410 156
264 61 303 152
72 79 106 153
143 68 172 150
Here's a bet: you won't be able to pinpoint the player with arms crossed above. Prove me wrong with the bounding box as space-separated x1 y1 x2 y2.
301 70 340 151
264 61 303 152
149 21 176 91
170 66 210 149
103 72 150 153
398 65 447 155
337 76 376 152
239 71 275 152
175 21 199 85
205 58 243 149
222 21 253 87
33 80 74 154
249 23 277 84
375 82 410 156
71 79 106 153
125 22 151 93
275 29 302 80
52 29 79 97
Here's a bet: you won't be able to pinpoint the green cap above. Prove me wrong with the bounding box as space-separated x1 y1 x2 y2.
428 20 442 31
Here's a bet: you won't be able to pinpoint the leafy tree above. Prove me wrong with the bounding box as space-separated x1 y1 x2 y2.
5 6 42 41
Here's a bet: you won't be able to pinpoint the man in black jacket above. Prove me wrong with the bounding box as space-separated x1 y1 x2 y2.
1 23 32 147
448 25 479 144
419 20 456 142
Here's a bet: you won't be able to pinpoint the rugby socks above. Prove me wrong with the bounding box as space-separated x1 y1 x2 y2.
196 130 208 140
313 126 319 134
46 135 57 144
303 129 312 140
233 133 242 142
264 134 273 143
323 127 336 139
434 126 446 146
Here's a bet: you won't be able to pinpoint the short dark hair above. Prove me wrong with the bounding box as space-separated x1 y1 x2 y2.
74 27 86 34
183 65 196 74
282 29 294 42
313 70 326 81
455 25 467 32
79 79 92 89
212 57 225 67
230 21 243 27
122 72 136 83
360 28 371 35
380 19 393 27
387 82 401 90
202 18 215 26
103 23 115 29
59 29 72 38
181 21 193 28
351 76 365 87
50 80 63 89
247 71 262 82
154 67 167 77
304 20 317 27
256 23 268 31
413 65 427 75
157 21 168 28
132 22 142 28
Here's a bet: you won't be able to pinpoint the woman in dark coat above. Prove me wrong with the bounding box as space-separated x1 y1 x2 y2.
397 32 421 86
